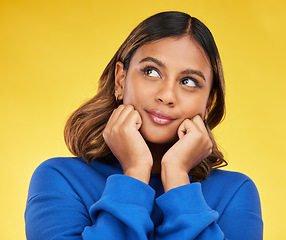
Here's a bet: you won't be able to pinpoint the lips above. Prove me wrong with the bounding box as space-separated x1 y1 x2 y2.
145 109 176 125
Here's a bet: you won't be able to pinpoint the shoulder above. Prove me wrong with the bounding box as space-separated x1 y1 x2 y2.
33 156 121 178
27 157 122 205
29 157 122 195
202 169 258 194
29 157 95 191
31 157 89 182
201 169 261 214
36 156 83 169
35 156 87 171
28 157 88 196
207 169 251 184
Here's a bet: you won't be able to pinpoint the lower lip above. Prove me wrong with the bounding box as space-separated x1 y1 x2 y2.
147 112 174 125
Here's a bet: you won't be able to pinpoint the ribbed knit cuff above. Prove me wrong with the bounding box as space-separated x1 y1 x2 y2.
98 174 155 214
156 183 212 219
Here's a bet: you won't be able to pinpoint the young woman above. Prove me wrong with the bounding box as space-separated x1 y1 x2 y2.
25 11 263 239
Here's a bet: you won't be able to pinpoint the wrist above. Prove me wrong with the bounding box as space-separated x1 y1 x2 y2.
161 162 190 192
124 165 152 184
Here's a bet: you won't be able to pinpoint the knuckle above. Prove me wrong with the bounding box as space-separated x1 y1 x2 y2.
195 131 203 140
120 125 130 135
132 110 140 119
185 118 192 124
103 127 109 136
102 131 106 139
102 129 110 143
112 125 120 134
125 105 134 111
115 105 125 112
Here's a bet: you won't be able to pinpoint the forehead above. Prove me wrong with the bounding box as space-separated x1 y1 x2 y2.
130 36 211 73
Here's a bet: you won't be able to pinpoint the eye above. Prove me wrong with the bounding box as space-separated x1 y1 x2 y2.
139 66 161 78
180 77 203 88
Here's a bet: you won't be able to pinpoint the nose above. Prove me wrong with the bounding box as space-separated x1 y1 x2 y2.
155 81 177 106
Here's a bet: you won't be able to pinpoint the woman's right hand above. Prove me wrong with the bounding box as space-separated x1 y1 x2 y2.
103 105 153 184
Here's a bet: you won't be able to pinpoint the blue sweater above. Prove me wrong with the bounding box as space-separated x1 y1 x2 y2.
25 157 263 239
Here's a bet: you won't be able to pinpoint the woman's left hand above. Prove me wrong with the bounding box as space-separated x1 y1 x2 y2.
161 115 212 192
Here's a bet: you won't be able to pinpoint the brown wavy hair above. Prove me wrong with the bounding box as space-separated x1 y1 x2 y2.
64 11 227 182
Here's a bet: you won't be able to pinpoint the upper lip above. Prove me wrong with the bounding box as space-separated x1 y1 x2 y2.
145 109 177 120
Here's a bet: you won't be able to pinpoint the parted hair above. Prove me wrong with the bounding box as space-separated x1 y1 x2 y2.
64 11 227 182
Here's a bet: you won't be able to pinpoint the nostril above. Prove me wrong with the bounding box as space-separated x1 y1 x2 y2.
157 97 174 106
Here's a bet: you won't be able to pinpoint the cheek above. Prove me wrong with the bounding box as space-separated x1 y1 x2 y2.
123 76 153 106
122 78 138 105
181 95 209 119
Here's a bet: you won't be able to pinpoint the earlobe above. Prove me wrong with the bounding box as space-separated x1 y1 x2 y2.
114 61 125 100
204 110 209 121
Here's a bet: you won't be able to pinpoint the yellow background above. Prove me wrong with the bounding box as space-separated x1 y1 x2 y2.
1 0 285 239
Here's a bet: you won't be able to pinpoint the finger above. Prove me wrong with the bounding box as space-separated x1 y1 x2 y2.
191 115 209 136
192 115 213 150
123 110 143 130
111 105 135 126
107 104 126 126
177 119 195 139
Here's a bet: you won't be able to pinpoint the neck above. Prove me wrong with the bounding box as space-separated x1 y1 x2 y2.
146 141 174 174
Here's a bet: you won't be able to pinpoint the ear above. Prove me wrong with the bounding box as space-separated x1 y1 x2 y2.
114 61 126 100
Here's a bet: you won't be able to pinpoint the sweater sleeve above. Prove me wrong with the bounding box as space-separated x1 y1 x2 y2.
217 178 263 240
25 161 155 240
82 175 155 239
155 180 263 240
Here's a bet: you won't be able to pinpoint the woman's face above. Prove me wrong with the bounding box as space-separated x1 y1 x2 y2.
115 36 213 144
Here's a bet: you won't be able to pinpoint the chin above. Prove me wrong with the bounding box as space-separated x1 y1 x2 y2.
140 128 178 145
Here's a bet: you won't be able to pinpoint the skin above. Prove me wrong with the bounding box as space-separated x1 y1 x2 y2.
103 36 213 192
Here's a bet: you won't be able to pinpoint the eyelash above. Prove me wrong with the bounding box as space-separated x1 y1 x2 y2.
139 66 161 78
139 65 202 88
180 77 203 88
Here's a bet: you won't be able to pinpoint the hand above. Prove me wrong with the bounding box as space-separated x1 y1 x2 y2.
103 105 153 184
161 115 212 191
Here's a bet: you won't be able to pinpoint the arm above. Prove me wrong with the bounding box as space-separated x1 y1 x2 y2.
155 177 263 240
103 104 153 184
217 178 263 240
83 174 155 239
82 104 157 239
155 116 224 239
25 161 155 240
155 183 224 239
157 116 262 239
25 105 155 239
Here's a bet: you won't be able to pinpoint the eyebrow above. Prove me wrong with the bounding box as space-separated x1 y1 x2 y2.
181 69 206 82
139 57 165 68
139 57 206 82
